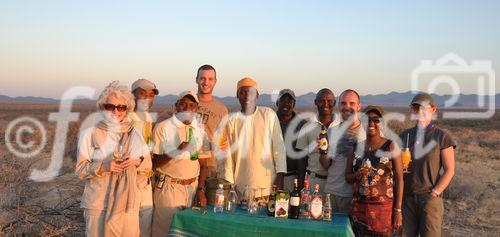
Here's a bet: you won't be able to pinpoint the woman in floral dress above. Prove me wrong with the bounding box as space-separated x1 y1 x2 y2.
345 105 404 236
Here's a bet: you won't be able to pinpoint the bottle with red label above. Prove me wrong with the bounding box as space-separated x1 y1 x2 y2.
299 174 311 220
309 183 323 220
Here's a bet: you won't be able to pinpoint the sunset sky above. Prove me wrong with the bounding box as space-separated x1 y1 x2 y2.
1 0 498 98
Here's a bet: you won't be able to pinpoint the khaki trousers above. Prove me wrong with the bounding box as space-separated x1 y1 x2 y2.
402 193 443 237
139 181 153 237
151 181 197 237
84 209 139 237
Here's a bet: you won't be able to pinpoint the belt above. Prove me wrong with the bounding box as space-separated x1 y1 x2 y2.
284 171 297 177
154 173 197 189
306 170 327 179
166 176 197 185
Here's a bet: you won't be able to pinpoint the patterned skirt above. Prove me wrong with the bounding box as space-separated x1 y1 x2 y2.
350 199 394 236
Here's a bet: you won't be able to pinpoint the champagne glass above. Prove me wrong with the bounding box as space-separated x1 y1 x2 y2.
113 145 124 164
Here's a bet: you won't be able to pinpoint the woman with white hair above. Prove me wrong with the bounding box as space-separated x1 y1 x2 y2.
76 81 152 237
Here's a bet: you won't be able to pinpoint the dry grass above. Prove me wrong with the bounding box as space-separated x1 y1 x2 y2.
0 103 498 236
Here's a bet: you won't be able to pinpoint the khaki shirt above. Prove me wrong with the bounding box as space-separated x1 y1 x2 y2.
76 127 151 210
224 106 287 197
152 115 209 179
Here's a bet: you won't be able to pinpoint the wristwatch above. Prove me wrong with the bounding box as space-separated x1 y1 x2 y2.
431 188 440 196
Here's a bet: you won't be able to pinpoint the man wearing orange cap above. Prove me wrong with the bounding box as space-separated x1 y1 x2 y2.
223 77 287 199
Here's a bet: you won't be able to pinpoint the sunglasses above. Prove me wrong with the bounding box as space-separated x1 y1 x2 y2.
363 117 382 124
103 104 127 112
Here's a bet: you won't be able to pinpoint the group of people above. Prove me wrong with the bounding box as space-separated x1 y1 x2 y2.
76 64 456 237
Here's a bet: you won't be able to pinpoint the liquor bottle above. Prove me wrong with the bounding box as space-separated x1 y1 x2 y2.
319 125 328 154
289 179 300 219
188 127 198 160
323 193 332 221
309 184 323 220
267 185 277 216
214 184 224 213
225 184 237 213
299 177 311 220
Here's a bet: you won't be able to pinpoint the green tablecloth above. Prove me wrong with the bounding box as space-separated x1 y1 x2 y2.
168 207 354 237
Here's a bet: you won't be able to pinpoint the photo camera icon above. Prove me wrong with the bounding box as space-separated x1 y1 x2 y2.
411 53 496 119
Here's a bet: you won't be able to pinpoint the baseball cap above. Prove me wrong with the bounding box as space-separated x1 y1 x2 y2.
132 79 159 95
411 93 435 107
177 90 199 103
363 105 385 117
277 89 296 101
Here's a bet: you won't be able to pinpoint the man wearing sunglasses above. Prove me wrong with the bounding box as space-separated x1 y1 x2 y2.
150 91 210 236
320 89 366 214
129 78 158 237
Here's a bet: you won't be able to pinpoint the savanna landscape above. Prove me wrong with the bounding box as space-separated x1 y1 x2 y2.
0 103 499 236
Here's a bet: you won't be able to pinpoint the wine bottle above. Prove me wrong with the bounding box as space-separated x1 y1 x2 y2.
289 179 300 219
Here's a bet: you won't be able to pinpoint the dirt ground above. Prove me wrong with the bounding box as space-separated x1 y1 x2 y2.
0 103 498 236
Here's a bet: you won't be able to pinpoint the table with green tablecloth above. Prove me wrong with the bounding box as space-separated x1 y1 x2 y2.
168 207 354 237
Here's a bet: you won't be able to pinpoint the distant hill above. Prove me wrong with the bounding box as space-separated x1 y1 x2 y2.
1 91 499 109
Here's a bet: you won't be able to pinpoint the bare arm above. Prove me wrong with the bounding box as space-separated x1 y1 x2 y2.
391 142 403 210
390 142 403 229
432 147 455 196
194 158 209 207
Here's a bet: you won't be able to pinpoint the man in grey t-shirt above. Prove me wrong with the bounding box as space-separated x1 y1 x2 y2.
320 89 366 214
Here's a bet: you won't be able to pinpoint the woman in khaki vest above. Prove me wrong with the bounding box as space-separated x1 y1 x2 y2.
76 81 152 237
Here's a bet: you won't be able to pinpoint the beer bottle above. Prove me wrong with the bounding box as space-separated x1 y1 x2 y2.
319 125 328 154
188 127 198 160
267 185 277 216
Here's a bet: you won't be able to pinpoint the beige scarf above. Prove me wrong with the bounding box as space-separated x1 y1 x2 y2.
97 113 133 134
94 115 137 236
